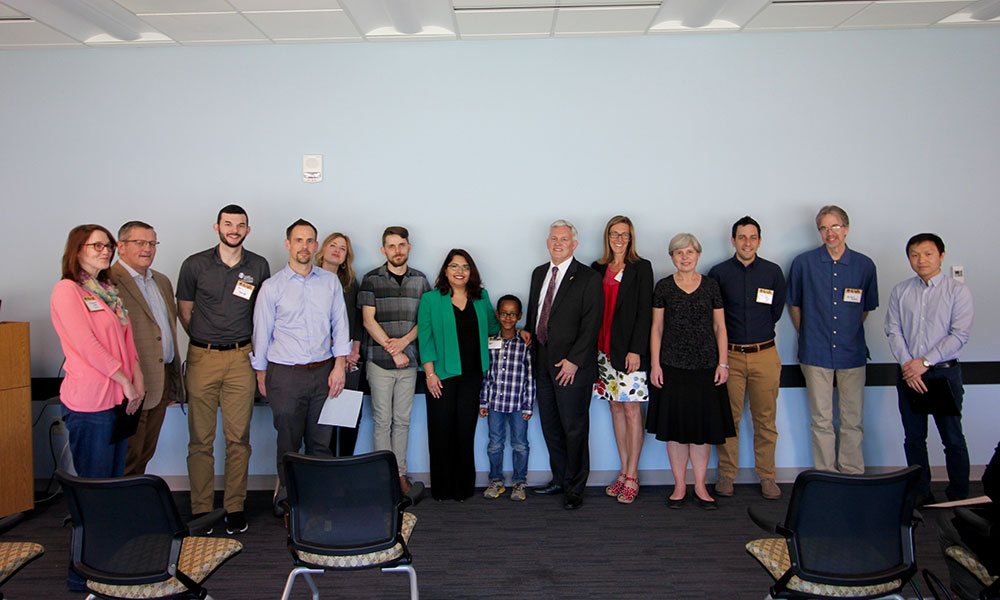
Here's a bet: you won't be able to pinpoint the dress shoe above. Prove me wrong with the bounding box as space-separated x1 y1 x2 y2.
695 496 719 511
532 482 564 496
399 475 413 495
667 496 686 509
760 478 782 500
715 474 734 497
563 493 583 510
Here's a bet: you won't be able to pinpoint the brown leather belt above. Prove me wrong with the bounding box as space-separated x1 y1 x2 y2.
728 340 775 354
291 358 333 369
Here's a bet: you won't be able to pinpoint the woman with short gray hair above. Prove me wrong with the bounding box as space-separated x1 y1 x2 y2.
647 233 735 510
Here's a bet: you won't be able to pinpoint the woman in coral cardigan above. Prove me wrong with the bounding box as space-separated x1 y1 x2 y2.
51 224 144 480
418 249 500 501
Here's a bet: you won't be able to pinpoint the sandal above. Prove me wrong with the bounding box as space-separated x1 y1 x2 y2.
605 473 627 497
617 476 639 504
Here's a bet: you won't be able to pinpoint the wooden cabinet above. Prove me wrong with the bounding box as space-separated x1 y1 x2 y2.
0 322 34 517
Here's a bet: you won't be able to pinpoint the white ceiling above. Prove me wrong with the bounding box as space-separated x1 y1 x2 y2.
0 0 997 50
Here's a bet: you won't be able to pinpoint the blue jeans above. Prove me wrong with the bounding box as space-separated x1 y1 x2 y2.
487 410 529 484
897 365 970 500
61 405 128 591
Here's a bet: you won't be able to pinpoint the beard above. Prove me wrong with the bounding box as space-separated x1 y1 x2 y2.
387 253 407 268
218 231 246 248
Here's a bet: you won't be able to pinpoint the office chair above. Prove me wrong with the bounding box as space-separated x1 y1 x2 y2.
0 514 44 600
745 466 922 599
280 451 418 600
56 470 242 600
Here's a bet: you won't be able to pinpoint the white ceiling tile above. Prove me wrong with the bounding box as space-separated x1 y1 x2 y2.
230 0 340 9
243 9 360 39
840 1 973 28
454 0 552 6
0 20 81 44
937 0 1000 23
554 5 659 34
456 8 553 36
140 12 267 41
115 0 235 13
745 2 869 30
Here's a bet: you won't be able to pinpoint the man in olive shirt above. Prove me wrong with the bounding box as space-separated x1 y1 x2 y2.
708 216 786 500
177 204 270 535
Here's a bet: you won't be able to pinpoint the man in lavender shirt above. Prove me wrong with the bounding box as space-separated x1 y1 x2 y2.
885 233 973 503
251 219 351 506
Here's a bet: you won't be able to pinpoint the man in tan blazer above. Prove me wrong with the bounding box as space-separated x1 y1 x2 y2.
111 220 184 475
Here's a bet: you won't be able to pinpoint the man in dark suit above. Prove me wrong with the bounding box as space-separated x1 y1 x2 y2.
110 221 183 475
524 219 602 509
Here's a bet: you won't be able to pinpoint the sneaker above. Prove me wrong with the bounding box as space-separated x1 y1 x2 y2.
760 478 782 500
191 512 213 535
483 480 506 499
225 511 248 535
510 483 527 502
715 474 735 497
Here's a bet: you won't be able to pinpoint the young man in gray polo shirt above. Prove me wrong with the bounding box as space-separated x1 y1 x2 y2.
177 204 270 534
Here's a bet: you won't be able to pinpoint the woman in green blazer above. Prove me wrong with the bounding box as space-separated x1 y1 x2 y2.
418 249 500 501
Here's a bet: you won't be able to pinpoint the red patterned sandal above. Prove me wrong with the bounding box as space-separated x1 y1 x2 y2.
605 473 627 497
617 476 639 504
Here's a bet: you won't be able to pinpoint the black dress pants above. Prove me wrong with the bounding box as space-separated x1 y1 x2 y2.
426 373 482 501
535 343 591 496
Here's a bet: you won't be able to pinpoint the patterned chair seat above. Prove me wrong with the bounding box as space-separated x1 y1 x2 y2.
0 541 44 585
746 538 903 598
945 545 999 588
295 512 416 569
87 537 242 599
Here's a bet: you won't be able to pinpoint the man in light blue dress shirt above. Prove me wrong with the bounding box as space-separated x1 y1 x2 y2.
251 219 351 500
885 233 973 502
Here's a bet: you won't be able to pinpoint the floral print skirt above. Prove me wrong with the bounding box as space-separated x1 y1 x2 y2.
593 351 649 403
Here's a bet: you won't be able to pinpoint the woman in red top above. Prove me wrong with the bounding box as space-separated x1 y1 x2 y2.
50 224 143 480
591 216 653 503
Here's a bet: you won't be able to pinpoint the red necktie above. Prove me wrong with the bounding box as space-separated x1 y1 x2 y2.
536 266 558 345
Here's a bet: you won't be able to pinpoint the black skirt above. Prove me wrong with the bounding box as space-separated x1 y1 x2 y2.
646 364 736 445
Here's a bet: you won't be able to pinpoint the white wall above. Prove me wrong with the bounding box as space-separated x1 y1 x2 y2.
5 27 999 483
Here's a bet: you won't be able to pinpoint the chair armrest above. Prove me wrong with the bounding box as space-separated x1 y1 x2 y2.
953 507 994 536
187 508 225 536
748 506 790 535
0 513 25 535
398 496 413 511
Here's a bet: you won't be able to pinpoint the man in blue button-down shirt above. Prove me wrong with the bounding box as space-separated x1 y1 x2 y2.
788 205 878 474
885 233 973 501
251 219 351 500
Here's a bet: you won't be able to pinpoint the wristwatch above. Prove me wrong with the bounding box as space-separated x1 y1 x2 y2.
921 358 932 368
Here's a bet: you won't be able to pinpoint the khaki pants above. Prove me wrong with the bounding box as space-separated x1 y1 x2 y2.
716 345 781 480
800 364 866 474
366 361 417 475
124 367 171 476
185 344 255 513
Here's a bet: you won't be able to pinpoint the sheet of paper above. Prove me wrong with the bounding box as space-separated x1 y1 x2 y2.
318 389 363 428
924 495 992 509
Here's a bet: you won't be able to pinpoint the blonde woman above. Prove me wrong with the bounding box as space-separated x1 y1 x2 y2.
591 216 653 504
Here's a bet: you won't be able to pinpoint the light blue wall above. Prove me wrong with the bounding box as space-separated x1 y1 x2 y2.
5 27 998 483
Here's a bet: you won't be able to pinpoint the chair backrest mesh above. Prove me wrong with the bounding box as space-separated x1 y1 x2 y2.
60 473 181 579
285 452 400 554
784 469 918 580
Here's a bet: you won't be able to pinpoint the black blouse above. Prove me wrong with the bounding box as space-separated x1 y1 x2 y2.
453 302 481 377
652 275 723 370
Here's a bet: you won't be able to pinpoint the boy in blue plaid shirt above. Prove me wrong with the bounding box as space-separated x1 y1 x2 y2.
480 295 535 501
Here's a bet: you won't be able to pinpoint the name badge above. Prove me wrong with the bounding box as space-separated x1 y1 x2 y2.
488 339 503 350
844 288 863 303
233 280 255 300
82 296 104 312
613 270 623 283
756 288 774 305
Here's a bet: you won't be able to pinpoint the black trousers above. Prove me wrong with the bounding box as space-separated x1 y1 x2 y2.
329 367 363 457
267 362 334 488
426 373 482 501
535 343 591 496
